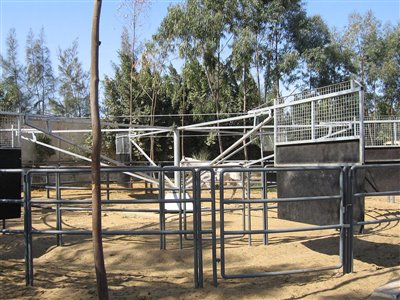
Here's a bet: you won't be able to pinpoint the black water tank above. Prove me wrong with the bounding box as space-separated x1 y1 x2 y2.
0 148 22 219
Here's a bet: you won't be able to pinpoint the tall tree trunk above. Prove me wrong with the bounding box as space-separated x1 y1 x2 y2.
216 96 224 155
181 114 185 158
150 92 157 161
242 64 248 161
216 47 224 155
90 1 109 299
255 33 262 105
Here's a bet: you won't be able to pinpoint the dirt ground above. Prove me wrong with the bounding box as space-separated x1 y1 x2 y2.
1 185 399 299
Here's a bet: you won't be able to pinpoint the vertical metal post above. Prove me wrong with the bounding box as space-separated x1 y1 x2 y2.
247 171 252 246
311 100 315 141
55 172 63 246
173 129 180 186
192 171 199 288
195 170 203 288
178 170 183 249
106 172 110 201
343 167 354 273
339 168 345 269
359 84 365 164
262 170 268 245
219 170 226 279
183 170 189 241
17 114 21 147
210 169 218 287
24 172 33 286
46 172 50 199
158 171 166 250
241 173 246 233
11 124 14 148
259 117 265 168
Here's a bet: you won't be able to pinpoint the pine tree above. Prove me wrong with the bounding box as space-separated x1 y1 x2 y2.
0 28 27 112
25 28 55 114
52 39 90 117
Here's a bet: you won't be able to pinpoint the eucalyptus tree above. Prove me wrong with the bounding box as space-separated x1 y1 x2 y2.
0 28 27 112
241 0 305 102
342 11 383 115
379 24 400 116
137 41 168 161
294 15 355 89
118 0 150 124
52 40 90 117
156 0 236 153
25 28 56 114
89 0 109 298
103 35 140 124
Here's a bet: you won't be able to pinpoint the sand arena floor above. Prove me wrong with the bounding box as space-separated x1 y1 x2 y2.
1 185 399 299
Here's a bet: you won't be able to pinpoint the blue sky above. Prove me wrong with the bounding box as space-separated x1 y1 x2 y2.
0 0 399 81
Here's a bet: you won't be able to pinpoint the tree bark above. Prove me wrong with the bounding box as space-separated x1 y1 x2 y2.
90 1 109 299
242 64 248 161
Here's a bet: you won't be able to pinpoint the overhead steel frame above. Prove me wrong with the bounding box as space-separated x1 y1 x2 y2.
0 80 398 173
0 107 275 188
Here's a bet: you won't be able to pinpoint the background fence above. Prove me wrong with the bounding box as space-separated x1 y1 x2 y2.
274 81 363 145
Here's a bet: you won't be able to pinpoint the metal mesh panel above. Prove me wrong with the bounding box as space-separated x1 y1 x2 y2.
314 92 360 140
276 102 312 143
275 81 361 145
260 130 274 151
276 81 352 105
0 115 20 148
365 117 400 147
115 133 131 155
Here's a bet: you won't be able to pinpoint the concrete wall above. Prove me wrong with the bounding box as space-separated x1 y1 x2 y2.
21 118 92 167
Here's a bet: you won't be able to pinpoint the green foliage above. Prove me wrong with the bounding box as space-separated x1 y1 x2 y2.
25 28 55 114
35 134 55 162
339 11 400 116
0 28 27 112
192 148 211 161
51 40 90 117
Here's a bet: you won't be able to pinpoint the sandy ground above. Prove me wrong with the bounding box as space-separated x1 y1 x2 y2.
1 185 399 299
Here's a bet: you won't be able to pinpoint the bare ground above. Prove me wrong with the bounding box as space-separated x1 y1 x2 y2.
1 186 399 299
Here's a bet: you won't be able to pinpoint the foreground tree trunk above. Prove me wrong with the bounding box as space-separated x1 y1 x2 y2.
90 1 108 299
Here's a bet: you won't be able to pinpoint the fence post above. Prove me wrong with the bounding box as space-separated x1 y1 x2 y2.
56 172 63 246
342 167 354 274
262 170 268 245
195 170 203 288
24 172 33 286
219 170 226 280
210 169 218 287
158 171 165 250
192 170 199 288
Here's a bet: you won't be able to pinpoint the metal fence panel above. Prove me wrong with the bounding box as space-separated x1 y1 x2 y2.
275 81 362 145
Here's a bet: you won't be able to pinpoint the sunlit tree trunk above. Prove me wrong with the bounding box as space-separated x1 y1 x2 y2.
90 0 109 299
242 64 248 161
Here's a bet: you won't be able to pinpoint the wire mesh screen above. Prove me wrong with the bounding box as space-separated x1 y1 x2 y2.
365 117 400 147
0 115 20 148
115 133 131 155
260 129 274 151
276 81 353 105
275 81 361 145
